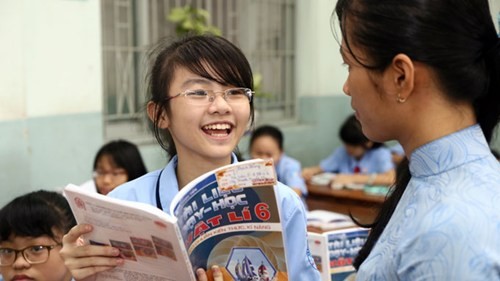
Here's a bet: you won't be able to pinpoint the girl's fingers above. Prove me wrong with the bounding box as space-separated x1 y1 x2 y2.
212 265 223 280
60 223 124 280
196 266 223 281
63 224 93 245
196 268 209 281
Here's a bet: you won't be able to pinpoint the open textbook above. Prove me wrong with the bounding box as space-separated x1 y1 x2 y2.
64 159 288 281
307 227 369 281
306 210 356 231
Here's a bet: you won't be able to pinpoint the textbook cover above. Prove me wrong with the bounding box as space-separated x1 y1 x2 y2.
308 227 369 281
64 159 288 281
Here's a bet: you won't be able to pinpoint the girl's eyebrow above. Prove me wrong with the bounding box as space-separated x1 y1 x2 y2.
181 78 213 88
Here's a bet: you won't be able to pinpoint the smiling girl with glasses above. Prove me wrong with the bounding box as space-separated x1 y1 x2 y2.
60 35 320 281
0 190 76 281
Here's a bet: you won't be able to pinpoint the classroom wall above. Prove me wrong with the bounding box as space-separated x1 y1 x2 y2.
0 0 104 206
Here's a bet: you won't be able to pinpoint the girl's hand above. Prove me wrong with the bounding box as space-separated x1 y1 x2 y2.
60 224 124 281
196 265 223 281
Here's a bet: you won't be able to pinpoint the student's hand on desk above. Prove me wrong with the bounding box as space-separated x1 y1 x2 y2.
196 265 223 281
61 224 124 281
302 166 323 181
330 174 356 189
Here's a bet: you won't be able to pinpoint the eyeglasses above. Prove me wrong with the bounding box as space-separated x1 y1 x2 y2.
165 88 253 106
93 170 127 179
0 244 61 266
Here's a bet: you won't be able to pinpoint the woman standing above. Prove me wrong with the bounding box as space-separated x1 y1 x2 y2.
334 0 500 279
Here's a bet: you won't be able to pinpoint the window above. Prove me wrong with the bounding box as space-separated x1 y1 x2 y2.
101 0 296 140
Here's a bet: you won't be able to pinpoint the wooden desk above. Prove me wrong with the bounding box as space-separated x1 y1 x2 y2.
306 184 385 224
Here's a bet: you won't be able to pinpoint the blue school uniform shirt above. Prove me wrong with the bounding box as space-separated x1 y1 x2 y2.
276 153 308 210
356 125 500 281
109 154 320 280
389 142 405 156
276 153 308 197
319 146 393 174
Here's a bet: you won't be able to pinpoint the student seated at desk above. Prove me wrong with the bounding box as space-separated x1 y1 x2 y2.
249 125 308 207
302 114 395 187
389 142 405 165
80 139 148 195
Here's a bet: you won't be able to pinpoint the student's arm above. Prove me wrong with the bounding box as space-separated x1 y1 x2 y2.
302 148 344 181
278 184 322 280
60 224 124 281
331 169 396 187
301 165 324 181
281 156 308 197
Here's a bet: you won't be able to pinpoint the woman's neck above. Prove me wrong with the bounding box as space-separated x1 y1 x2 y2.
399 98 476 157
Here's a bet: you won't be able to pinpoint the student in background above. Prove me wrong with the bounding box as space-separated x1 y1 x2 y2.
388 142 405 165
249 125 308 206
334 0 500 279
80 139 148 195
302 114 395 187
0 190 76 281
60 35 320 281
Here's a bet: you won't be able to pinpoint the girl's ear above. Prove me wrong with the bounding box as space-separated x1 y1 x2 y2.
147 101 169 129
382 53 415 103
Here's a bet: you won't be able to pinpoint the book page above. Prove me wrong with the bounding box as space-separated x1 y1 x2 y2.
64 184 195 281
306 210 356 231
170 159 289 280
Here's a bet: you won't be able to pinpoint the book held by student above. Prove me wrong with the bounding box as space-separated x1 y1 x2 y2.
308 227 369 281
64 159 288 281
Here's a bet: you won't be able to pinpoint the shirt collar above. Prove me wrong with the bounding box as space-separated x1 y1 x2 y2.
409 125 491 177
158 153 239 214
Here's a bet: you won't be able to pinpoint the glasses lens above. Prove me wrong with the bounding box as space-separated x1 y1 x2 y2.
24 246 49 264
184 90 209 105
225 88 250 103
0 248 15 266
94 170 126 179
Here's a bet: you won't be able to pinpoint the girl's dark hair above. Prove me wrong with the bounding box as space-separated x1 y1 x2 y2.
340 114 383 149
93 139 148 180
147 34 255 159
0 190 76 242
334 0 500 269
492 148 500 160
250 125 284 151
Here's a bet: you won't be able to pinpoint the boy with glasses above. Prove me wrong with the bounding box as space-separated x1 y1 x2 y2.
0 190 76 281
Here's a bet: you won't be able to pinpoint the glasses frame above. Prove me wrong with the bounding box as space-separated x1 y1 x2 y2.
0 244 61 266
165 87 253 105
93 170 127 179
